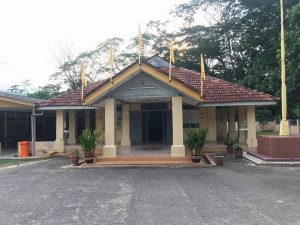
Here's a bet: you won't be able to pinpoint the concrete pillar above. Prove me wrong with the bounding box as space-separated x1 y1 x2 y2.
247 106 257 149
297 119 300 135
228 107 237 140
95 108 105 143
85 110 90 130
171 96 185 157
68 110 77 144
216 108 222 141
200 107 209 128
103 98 117 157
238 106 247 144
54 110 65 152
221 107 228 139
207 107 217 142
121 103 131 146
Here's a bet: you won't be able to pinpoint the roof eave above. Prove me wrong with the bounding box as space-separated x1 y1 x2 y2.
198 101 277 107
38 105 100 110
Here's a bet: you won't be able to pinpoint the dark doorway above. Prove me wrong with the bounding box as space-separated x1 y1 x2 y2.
148 111 163 142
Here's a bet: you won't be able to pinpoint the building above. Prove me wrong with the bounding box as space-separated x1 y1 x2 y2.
36 56 277 157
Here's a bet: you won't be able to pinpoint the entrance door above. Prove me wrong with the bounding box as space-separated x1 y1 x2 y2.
147 111 163 142
130 111 142 143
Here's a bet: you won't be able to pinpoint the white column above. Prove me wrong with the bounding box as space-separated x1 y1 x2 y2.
85 110 90 130
171 96 185 157
207 107 217 142
247 106 257 149
54 110 65 152
228 107 237 140
238 106 247 144
95 108 105 143
103 98 117 157
68 110 77 144
221 107 228 139
121 103 131 146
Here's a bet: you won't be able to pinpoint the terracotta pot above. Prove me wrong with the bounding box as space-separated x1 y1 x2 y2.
71 156 79 165
234 151 243 159
191 155 201 163
212 155 224 166
227 146 233 154
84 154 95 164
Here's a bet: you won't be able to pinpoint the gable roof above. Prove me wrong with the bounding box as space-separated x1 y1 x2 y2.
39 56 277 108
0 91 43 108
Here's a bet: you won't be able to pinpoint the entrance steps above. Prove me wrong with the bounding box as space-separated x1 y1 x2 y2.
95 154 214 166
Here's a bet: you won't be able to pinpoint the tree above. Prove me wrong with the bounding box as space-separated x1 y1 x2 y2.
29 84 61 99
50 37 140 91
7 80 61 100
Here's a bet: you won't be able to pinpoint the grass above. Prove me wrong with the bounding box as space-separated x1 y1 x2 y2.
257 131 279 136
0 158 48 168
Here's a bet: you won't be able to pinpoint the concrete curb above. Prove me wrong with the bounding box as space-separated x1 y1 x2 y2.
244 152 300 166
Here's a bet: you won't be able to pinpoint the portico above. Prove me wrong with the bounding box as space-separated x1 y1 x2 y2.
38 56 277 158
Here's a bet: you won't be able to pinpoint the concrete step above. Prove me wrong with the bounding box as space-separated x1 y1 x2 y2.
96 155 191 163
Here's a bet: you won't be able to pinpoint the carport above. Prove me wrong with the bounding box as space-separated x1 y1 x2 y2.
0 92 44 156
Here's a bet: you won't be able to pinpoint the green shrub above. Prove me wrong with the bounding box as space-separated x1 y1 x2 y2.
79 129 102 156
224 138 235 147
233 144 243 152
185 127 208 155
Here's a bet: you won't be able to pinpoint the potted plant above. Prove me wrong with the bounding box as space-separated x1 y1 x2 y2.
233 144 243 159
70 150 80 165
79 129 102 164
224 138 234 154
185 127 208 163
211 152 224 166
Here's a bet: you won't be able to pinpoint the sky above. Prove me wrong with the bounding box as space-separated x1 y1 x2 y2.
0 0 186 91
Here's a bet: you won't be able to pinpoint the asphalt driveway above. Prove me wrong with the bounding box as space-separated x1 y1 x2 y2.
0 157 299 225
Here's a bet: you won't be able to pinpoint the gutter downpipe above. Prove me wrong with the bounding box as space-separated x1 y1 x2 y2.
31 104 44 156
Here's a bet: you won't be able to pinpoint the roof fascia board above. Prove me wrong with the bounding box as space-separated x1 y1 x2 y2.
199 101 277 107
38 106 100 110
0 96 35 107
84 62 202 105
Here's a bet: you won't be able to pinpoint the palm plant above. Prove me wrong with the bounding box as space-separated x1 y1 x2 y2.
79 129 102 156
185 127 208 155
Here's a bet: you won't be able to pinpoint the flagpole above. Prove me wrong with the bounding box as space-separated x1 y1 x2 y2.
81 63 85 101
169 55 172 82
279 0 290 136
138 23 143 65
109 42 114 83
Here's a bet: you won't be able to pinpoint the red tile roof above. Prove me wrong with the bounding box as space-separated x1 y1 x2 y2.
40 62 277 107
39 79 109 107
159 67 277 103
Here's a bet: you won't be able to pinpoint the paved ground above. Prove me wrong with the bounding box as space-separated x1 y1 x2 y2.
0 156 299 225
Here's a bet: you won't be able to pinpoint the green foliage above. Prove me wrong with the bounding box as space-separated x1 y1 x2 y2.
28 84 61 99
294 105 300 118
233 144 243 152
79 129 102 156
256 108 274 124
185 127 208 155
148 0 300 118
7 81 61 100
224 138 235 147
